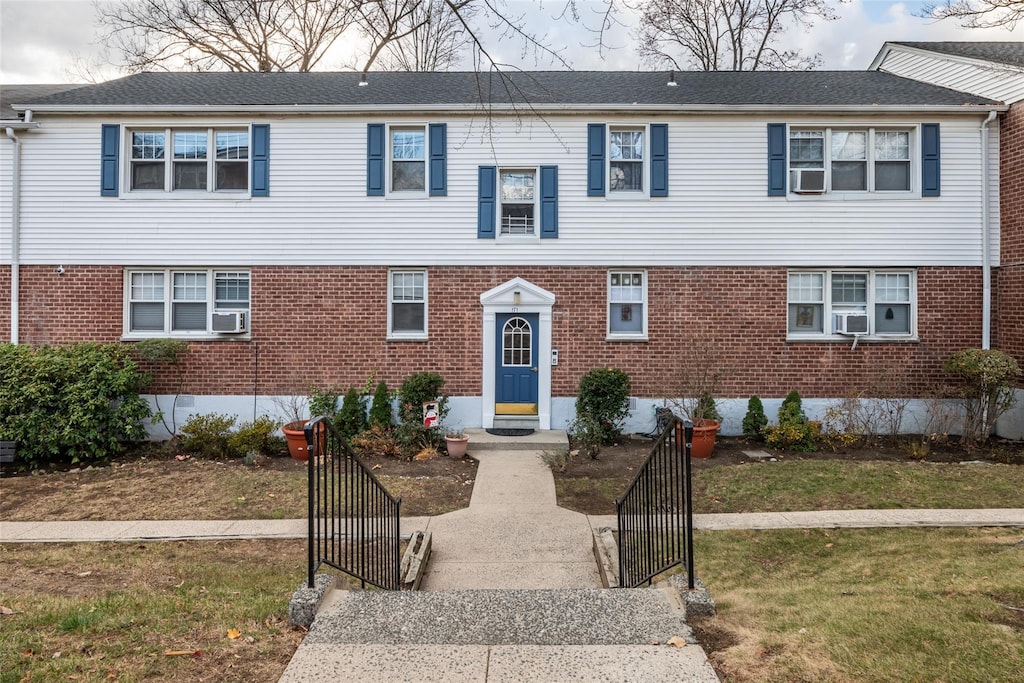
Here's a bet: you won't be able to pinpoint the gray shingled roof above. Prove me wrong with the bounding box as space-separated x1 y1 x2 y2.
1 84 85 119
892 42 1024 69
6 70 998 111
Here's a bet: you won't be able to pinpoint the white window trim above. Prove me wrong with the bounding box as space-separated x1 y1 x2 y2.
123 125 252 199
387 123 428 198
607 124 649 199
786 268 917 341
606 269 649 341
122 268 251 339
787 125 918 200
387 268 429 341
497 167 540 241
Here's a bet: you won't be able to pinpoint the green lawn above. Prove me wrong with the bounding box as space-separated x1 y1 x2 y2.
556 460 1024 515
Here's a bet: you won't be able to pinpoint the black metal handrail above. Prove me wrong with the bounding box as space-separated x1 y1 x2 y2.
305 417 402 590
616 417 695 589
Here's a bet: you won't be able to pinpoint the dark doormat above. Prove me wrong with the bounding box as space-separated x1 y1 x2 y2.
486 428 535 437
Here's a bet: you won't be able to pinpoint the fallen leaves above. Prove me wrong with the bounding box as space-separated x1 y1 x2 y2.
0 605 18 616
226 628 241 640
667 636 688 648
163 649 201 657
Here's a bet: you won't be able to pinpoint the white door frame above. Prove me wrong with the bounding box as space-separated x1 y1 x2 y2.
480 277 555 430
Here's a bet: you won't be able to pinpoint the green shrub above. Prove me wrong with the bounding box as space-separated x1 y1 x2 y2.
179 413 237 458
694 391 721 424
308 385 341 420
397 372 448 449
944 348 1021 447
569 414 605 459
337 387 368 438
764 391 817 451
575 367 631 445
0 342 152 469
742 396 768 440
227 416 282 456
368 380 393 429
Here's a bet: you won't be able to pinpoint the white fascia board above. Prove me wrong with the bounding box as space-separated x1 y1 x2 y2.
867 43 896 71
873 42 1024 75
12 103 1008 116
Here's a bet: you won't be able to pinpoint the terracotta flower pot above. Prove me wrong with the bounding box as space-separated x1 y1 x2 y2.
282 419 310 461
676 420 720 459
444 435 469 458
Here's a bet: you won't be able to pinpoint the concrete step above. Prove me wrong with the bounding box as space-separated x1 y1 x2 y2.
465 428 568 452
492 415 540 430
280 643 720 682
304 588 696 646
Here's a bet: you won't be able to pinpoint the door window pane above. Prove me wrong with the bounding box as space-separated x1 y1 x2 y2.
503 318 532 366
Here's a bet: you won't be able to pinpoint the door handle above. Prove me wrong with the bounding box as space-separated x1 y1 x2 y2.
531 367 538 372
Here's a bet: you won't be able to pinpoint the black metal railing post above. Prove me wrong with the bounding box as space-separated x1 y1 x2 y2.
305 416 402 590
615 415 695 588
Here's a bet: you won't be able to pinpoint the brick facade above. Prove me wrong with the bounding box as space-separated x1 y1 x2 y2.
997 102 1024 385
1 263 986 401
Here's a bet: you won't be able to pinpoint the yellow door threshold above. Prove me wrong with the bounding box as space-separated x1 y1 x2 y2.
494 403 538 415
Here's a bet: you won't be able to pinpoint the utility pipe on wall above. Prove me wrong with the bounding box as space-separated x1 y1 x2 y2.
981 110 998 350
4 125 21 344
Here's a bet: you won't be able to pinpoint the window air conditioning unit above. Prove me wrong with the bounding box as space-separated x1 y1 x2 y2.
790 169 826 194
833 311 869 335
211 311 247 334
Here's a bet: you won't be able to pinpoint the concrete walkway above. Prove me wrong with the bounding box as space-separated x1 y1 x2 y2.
4 508 1023 543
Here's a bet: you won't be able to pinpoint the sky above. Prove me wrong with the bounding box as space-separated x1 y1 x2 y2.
0 0 1021 84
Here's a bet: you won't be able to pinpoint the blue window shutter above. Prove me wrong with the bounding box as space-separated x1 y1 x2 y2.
587 123 605 196
477 166 496 238
251 124 269 197
650 123 668 197
100 124 119 197
367 123 385 196
429 123 447 196
540 165 558 238
767 123 787 196
921 123 940 197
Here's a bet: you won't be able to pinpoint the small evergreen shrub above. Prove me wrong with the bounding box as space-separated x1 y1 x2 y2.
694 391 721 424
742 396 768 440
180 413 237 458
337 387 368 438
227 416 281 456
0 342 152 469
368 380 394 429
575 367 631 445
764 390 817 451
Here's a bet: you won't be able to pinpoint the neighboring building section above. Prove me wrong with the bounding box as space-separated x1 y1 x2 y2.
872 41 1024 438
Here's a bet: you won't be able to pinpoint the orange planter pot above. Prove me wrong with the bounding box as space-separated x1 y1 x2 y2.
282 420 310 461
677 420 720 459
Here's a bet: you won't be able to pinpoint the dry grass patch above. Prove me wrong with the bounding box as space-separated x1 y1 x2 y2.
1 540 311 683
690 528 1024 682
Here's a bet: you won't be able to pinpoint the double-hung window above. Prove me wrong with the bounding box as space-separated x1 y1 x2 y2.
608 270 647 339
129 127 250 193
787 269 915 339
788 127 912 194
609 128 644 193
126 269 250 336
388 269 427 339
390 126 426 193
500 169 536 236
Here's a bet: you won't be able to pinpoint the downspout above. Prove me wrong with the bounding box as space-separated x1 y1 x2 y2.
4 124 22 344
981 110 997 350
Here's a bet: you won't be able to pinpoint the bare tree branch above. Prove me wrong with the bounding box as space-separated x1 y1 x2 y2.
917 0 1024 29
633 0 836 71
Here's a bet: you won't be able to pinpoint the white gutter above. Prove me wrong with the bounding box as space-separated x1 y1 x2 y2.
981 109 998 349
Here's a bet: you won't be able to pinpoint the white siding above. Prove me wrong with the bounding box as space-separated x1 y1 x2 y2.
13 111 997 268
0 139 10 263
878 49 1024 104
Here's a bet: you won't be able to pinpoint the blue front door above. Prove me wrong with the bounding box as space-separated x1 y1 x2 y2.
495 313 539 410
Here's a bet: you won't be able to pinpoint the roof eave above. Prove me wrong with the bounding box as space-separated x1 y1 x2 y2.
874 42 1024 73
12 103 1007 115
